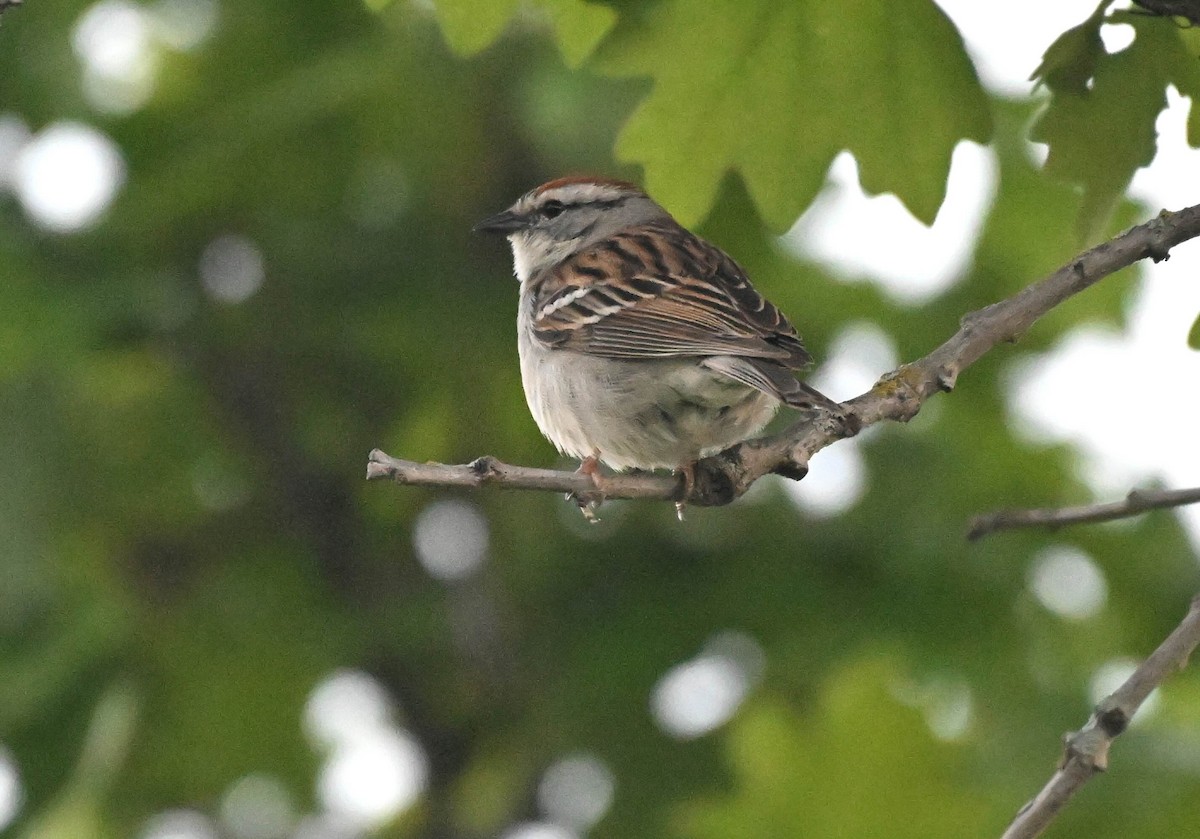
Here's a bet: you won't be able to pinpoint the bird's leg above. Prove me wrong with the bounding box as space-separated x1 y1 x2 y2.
674 461 696 521
570 451 606 522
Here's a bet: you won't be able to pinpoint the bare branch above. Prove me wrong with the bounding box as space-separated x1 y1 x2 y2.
368 204 1200 509
969 486 1200 540
999 594 1200 839
367 450 681 500
1132 0 1200 26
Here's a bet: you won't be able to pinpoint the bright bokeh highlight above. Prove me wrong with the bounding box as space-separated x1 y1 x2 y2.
14 122 126 232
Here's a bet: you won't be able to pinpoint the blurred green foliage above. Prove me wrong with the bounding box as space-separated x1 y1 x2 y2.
1 1 1199 839
1032 10 1200 240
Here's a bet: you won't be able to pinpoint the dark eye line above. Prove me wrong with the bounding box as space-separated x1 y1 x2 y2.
537 194 626 220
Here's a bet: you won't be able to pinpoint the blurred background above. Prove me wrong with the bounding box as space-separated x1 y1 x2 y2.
2 1 1200 838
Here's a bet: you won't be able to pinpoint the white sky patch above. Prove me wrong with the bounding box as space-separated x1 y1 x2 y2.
317 730 429 829
304 670 430 830
501 822 578 839
895 677 976 742
289 814 358 839
781 443 866 519
412 498 489 581
1007 271 1200 548
0 114 31 191
14 122 126 232
141 810 220 839
0 747 21 832
537 754 615 832
781 143 996 305
150 0 219 51
651 654 748 739
810 320 900 400
73 0 158 114
1099 21 1136 53
304 670 395 750
71 0 219 114
936 0 1118 96
781 0 1200 547
923 680 975 742
927 2 1200 549
218 773 296 839
1028 546 1108 621
199 234 266 304
782 318 887 518
650 632 764 739
73 0 152 79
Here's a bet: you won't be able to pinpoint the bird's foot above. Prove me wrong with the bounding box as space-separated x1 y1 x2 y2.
674 462 697 521
569 452 606 522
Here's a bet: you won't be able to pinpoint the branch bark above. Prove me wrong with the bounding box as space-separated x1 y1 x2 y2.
368 204 1200 509
1133 0 1200 26
999 593 1200 839
969 486 1200 540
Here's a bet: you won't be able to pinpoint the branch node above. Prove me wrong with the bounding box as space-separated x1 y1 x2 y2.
469 455 501 479
366 448 395 481
690 456 740 506
936 365 959 393
999 590 1200 839
1147 210 1174 263
1094 703 1130 738
773 462 809 481
872 366 923 421
772 447 810 482
958 307 985 331
838 409 863 437
965 514 996 541
1061 727 1109 772
1125 488 1149 509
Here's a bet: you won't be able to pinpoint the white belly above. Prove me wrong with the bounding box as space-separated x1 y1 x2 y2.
516 315 779 471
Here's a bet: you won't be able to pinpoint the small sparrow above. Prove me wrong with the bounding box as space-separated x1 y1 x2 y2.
475 176 841 516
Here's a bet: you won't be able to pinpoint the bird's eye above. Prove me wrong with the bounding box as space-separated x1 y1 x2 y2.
541 200 565 219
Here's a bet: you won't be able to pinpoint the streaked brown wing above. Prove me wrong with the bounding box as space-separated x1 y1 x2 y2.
531 221 812 369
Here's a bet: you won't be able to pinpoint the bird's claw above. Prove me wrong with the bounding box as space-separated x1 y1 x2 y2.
674 462 697 521
570 452 606 523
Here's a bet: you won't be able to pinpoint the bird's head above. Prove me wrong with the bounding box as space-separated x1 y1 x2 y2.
475 176 669 281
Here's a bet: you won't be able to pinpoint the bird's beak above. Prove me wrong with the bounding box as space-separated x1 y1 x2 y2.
473 209 526 235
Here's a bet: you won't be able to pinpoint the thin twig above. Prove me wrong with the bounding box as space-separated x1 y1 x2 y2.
366 450 681 499
368 204 1200 509
999 594 1200 839
969 486 1200 540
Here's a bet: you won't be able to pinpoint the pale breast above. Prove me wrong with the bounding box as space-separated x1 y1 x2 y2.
517 302 780 471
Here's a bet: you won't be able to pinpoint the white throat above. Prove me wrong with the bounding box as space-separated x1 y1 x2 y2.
509 230 584 284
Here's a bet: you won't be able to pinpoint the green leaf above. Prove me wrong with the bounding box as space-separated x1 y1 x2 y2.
679 656 991 839
1031 15 1200 241
1164 24 1200 147
594 0 991 229
428 0 616 67
1189 93 1200 148
429 0 520 56
1030 1 1110 94
541 0 618 68
1188 311 1200 349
